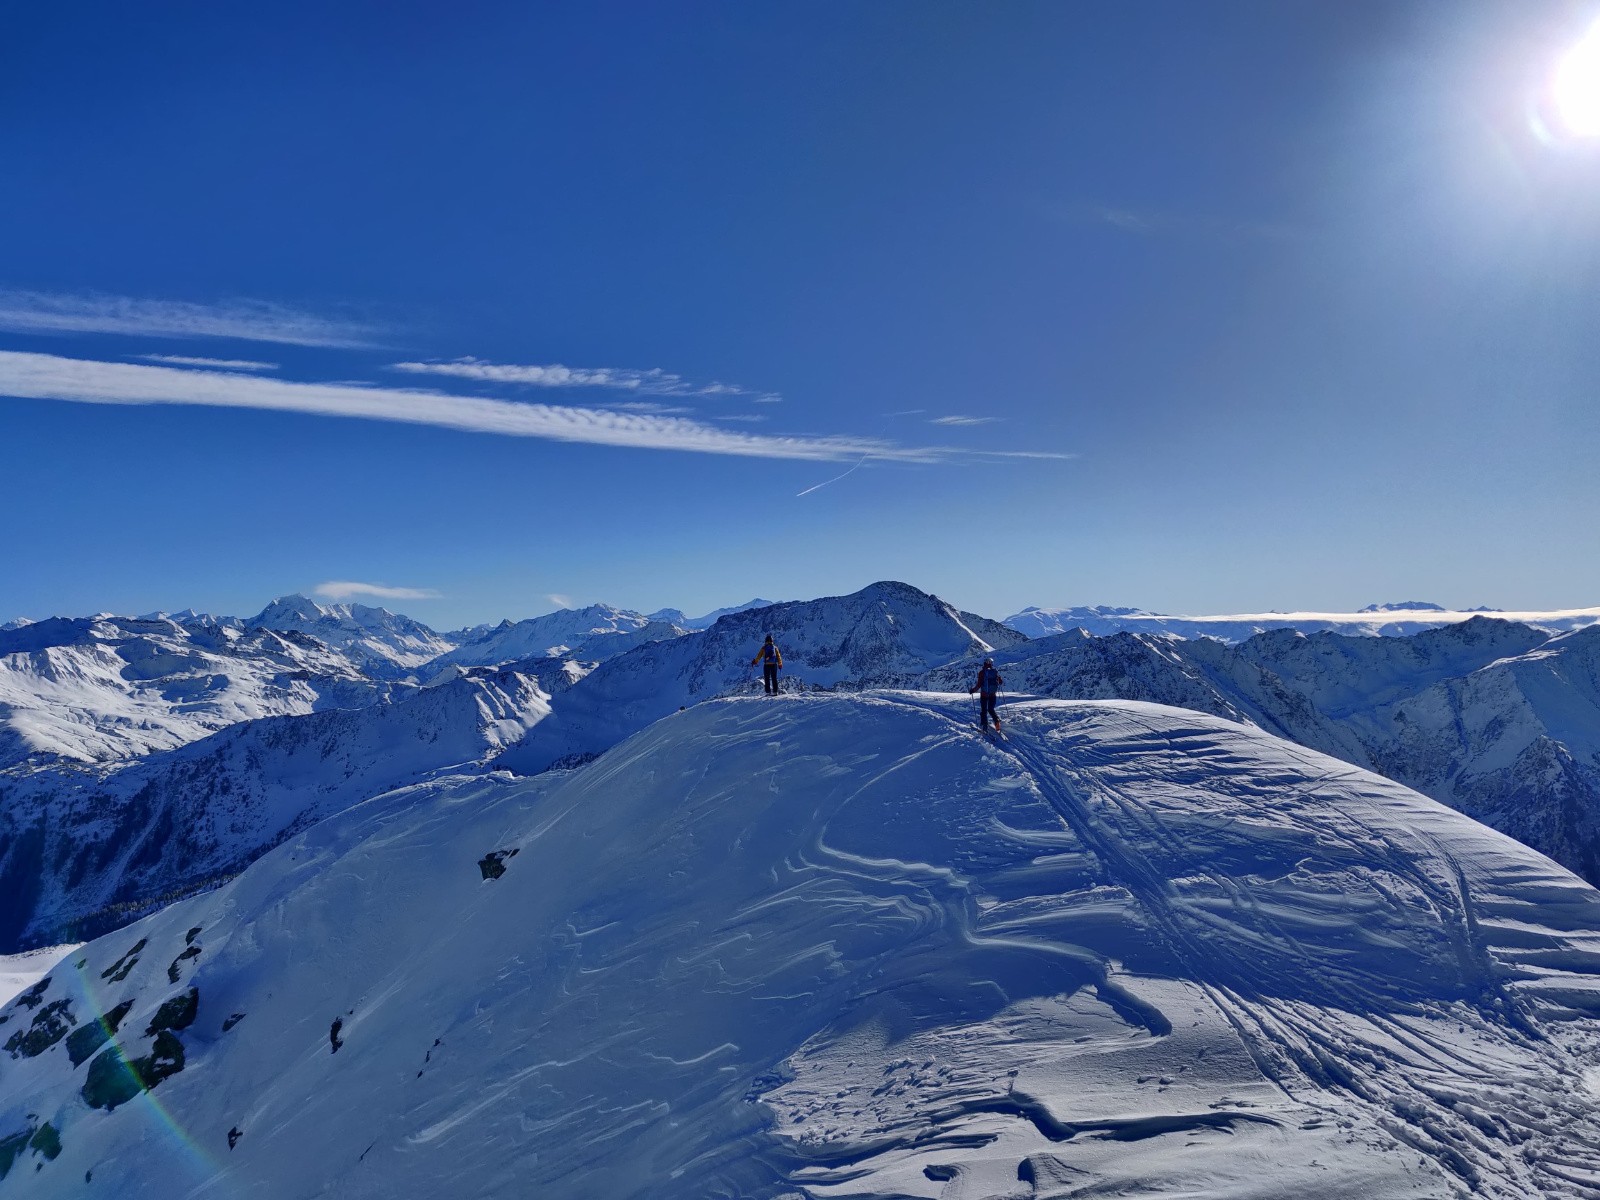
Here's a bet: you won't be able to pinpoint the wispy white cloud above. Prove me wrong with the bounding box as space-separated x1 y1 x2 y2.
314 581 442 602
136 354 280 371
0 290 379 347
610 400 695 415
714 413 767 423
973 449 1078 460
931 415 999 426
0 350 948 463
392 357 675 390
392 356 782 403
546 593 574 609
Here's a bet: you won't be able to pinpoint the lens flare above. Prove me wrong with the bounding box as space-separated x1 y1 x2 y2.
1553 22 1600 138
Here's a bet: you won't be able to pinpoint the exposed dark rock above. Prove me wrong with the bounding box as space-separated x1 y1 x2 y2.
139 1030 185 1088
228 1126 242 1150
13 979 48 1009
145 988 198 1037
0 1130 31 1180
330 1017 344 1053
4 998 75 1058
101 938 147 983
81 1030 186 1111
167 945 202 983
66 1000 133 1067
478 847 519 880
81 1045 143 1111
222 1012 246 1032
28 1123 60 1162
185 925 202 945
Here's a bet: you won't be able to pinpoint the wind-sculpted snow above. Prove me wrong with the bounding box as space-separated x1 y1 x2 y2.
495 580 1028 775
925 619 1600 888
0 668 550 953
2 696 1597 1198
0 615 396 768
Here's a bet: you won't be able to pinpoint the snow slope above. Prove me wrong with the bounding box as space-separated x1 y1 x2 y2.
0 668 550 953
0 946 77 1007
1 695 1597 1198
919 620 1600 887
0 615 395 768
1006 603 1600 642
496 580 1027 774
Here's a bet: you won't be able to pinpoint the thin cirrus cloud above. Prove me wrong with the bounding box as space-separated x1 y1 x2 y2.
609 400 696 415
0 289 379 348
136 354 280 371
313 581 442 602
931 415 999 426
1080 205 1295 243
392 356 780 402
0 350 964 463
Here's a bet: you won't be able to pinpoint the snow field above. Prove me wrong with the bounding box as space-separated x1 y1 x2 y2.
1 695 1597 1196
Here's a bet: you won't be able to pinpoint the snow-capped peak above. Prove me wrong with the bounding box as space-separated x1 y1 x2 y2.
248 595 455 676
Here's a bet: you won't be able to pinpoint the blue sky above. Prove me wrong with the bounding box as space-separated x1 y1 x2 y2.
3 1 1598 628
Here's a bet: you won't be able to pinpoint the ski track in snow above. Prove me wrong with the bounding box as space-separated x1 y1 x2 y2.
1 694 1598 1199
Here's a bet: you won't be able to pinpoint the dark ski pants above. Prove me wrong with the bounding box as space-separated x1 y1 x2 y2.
979 691 999 727
763 663 780 694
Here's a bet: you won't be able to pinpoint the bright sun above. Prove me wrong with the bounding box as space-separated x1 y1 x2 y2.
1553 23 1600 138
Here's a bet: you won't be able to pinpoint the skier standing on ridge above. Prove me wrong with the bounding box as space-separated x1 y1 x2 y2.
970 657 1003 732
751 634 783 695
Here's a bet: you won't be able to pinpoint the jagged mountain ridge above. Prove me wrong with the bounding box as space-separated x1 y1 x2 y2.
245 596 457 676
495 580 1027 774
2 695 1598 1197
648 597 779 630
426 604 689 674
1 583 1017 954
6 582 1600 961
0 615 398 769
0 667 550 952
1005 601 1600 642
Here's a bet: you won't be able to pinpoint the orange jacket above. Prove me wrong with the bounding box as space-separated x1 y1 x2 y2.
751 641 783 668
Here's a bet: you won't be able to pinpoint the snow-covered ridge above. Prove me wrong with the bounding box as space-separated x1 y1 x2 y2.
496 580 1027 774
918 617 1600 886
648 597 779 630
0 667 551 952
1006 602 1600 642
3 695 1597 1197
0 614 396 768
247 595 456 675
427 603 687 673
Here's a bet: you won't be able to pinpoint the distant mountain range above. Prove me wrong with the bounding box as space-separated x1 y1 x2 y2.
3 583 1598 956
1003 602 1600 641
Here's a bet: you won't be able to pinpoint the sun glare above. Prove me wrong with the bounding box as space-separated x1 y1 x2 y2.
1553 23 1600 138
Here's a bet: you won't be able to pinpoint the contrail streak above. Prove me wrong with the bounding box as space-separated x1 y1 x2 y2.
797 454 873 497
